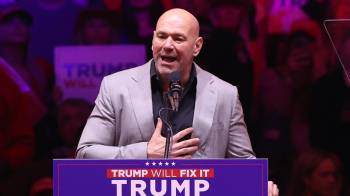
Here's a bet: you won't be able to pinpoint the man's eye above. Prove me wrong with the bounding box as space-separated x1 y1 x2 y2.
157 34 167 39
174 36 185 42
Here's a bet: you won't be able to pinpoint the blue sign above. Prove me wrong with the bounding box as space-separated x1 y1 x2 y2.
54 159 267 196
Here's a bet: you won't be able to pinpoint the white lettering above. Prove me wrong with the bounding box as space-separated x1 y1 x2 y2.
111 180 127 196
171 180 190 196
194 180 210 196
150 180 167 196
131 180 146 196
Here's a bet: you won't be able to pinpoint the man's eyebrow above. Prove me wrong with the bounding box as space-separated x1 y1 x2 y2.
155 31 166 35
156 30 186 38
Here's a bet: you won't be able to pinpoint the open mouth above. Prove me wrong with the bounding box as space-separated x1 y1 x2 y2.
161 55 177 63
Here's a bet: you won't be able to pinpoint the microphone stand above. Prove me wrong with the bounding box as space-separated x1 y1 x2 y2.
159 96 175 159
163 104 174 159
158 107 174 159
164 125 172 159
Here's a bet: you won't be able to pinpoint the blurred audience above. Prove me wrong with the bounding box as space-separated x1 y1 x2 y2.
0 5 49 103
310 34 350 183
2 159 52 196
0 57 45 192
197 0 255 125
17 0 83 63
253 24 320 192
173 0 212 38
53 98 93 158
74 8 120 45
287 149 346 196
35 98 93 159
121 0 165 58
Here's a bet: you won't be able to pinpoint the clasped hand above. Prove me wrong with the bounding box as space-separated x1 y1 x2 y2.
147 118 200 158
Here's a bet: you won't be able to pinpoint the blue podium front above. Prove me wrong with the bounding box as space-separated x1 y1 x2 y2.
54 159 267 196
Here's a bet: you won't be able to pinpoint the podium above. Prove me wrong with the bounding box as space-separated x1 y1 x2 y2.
54 159 267 196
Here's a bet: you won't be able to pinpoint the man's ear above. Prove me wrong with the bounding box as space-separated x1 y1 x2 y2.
151 30 156 51
193 37 203 57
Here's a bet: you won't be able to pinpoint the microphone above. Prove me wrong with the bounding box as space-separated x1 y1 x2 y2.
168 72 183 112
162 71 183 159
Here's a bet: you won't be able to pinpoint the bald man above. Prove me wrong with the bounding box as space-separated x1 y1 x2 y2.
76 8 255 159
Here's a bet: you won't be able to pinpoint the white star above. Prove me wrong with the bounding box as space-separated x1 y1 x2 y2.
171 162 176 166
152 162 156 166
145 162 149 166
158 162 163 166
165 162 169 166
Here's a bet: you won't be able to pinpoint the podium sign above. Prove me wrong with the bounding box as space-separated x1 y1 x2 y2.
54 159 267 196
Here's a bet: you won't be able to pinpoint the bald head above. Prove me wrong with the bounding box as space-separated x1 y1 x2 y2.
156 8 200 37
152 8 203 86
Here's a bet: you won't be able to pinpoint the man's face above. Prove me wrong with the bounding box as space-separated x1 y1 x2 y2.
58 104 91 147
0 16 31 45
306 159 342 196
286 34 315 88
152 13 202 81
82 18 113 45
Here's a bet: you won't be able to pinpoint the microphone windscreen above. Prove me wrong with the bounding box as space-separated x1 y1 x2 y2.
169 71 181 82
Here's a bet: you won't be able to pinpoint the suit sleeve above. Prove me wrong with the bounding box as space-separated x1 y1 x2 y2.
226 87 256 158
75 77 148 159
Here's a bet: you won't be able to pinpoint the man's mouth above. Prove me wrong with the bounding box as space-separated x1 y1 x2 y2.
161 55 177 63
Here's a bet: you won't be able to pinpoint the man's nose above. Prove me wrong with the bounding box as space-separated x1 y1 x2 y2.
163 37 174 50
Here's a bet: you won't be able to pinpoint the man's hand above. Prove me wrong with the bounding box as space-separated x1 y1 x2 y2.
268 181 279 196
170 126 200 158
147 118 200 158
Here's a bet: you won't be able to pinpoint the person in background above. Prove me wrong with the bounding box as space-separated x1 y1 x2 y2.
52 98 93 158
16 0 83 63
310 33 350 188
0 57 45 193
121 0 164 59
172 0 212 38
252 22 319 193
35 98 93 159
197 0 255 126
74 8 120 45
0 5 48 103
1 158 53 196
287 149 345 196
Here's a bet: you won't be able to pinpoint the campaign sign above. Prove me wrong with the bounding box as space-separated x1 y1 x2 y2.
54 159 267 196
55 45 146 103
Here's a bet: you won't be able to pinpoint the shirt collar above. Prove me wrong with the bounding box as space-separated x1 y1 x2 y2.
150 59 197 90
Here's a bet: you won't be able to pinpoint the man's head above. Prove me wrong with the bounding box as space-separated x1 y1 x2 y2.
75 9 118 45
152 8 203 86
209 0 247 32
57 98 93 147
0 6 32 45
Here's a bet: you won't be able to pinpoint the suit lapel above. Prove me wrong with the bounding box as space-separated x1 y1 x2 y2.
128 61 155 141
192 65 217 144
